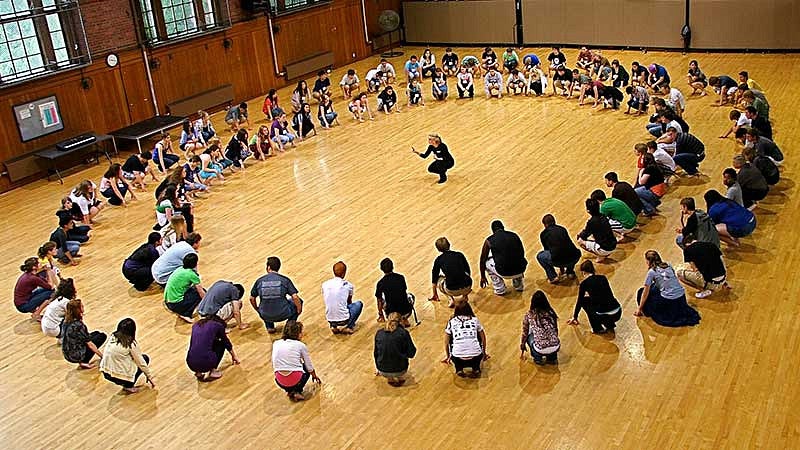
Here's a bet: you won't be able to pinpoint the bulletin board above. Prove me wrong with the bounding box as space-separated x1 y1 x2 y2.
13 95 64 142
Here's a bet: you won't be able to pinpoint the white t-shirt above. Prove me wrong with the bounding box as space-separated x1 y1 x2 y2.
322 277 354 322
377 63 395 76
69 183 97 216
365 69 379 81
272 339 314 372
652 148 677 171
445 316 484 358
736 115 751 127
668 88 686 110
41 296 70 337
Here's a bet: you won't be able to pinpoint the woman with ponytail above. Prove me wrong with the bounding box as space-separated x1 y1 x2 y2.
374 312 417 386
634 250 700 327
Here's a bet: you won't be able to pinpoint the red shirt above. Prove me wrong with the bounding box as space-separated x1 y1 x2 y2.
14 272 49 307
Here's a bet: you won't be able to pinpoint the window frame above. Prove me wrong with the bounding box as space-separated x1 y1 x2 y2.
134 0 232 48
0 0 91 88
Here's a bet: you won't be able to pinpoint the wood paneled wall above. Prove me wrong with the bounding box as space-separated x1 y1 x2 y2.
690 0 800 49
272 0 371 70
0 1 371 193
403 1 516 45
364 0 403 37
522 0 684 48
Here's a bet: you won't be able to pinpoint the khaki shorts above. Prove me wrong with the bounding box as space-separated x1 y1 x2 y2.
437 277 472 298
217 302 235 322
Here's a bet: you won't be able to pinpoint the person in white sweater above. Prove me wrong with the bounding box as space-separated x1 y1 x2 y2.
41 278 76 338
271 321 320 401
99 318 155 394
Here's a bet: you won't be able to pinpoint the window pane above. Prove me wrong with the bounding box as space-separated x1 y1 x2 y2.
46 14 62 31
28 53 42 68
9 39 24 58
42 0 56 7
19 19 35 37
23 37 39 54
0 44 10 62
0 61 13 76
54 48 68 63
4 22 21 40
0 1 13 16
12 57 29 73
11 0 27 13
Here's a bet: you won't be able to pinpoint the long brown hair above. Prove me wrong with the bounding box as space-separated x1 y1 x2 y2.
645 250 669 269
64 298 83 323
113 318 137 348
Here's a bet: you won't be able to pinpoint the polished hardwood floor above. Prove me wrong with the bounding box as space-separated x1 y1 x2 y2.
1 46 798 449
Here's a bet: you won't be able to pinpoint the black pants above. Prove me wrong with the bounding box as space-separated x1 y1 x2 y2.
104 354 150 389
586 308 622 333
101 186 127 206
428 159 454 180
122 264 154 291
166 287 204 317
458 83 474 98
742 186 768 208
529 81 543 95
452 354 483 373
179 205 195 232
82 331 107 363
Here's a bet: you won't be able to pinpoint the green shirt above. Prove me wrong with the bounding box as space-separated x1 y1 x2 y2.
165 268 200 303
600 198 636 229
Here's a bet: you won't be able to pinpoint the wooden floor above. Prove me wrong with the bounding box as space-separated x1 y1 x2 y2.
1 46 799 449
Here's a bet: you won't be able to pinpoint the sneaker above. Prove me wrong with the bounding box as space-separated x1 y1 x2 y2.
695 289 713 299
533 358 545 366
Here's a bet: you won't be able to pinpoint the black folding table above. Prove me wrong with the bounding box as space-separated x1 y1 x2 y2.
109 115 186 154
35 134 113 184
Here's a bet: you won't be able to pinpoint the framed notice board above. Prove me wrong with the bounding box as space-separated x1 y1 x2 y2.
13 95 64 142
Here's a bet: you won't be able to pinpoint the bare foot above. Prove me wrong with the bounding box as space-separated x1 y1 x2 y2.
178 315 193 323
78 362 95 370
289 392 305 401
208 370 223 380
122 387 140 394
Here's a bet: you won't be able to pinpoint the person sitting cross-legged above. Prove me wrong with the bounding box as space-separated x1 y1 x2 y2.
479 220 527 296
322 261 364 335
164 253 206 323
537 214 581 284
250 256 303 333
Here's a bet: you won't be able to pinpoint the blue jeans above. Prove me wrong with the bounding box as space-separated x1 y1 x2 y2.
57 242 81 261
647 123 663 137
527 335 558 363
261 298 303 330
635 186 661 215
536 250 576 281
16 287 54 313
272 134 295 145
346 301 363 329
672 153 702 175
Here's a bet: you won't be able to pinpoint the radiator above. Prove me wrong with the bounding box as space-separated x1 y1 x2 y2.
284 51 334 80
166 84 235 117
4 153 46 182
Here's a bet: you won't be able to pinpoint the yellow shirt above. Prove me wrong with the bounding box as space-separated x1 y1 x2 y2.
746 79 764 92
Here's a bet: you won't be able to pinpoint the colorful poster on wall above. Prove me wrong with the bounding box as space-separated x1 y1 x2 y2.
39 101 61 128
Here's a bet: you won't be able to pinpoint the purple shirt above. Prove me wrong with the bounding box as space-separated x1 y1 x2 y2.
186 319 232 373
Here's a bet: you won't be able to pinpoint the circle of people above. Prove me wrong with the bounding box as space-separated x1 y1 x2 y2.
12 45 785 401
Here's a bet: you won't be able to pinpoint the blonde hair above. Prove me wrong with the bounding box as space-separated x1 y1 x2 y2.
385 312 402 332
428 133 441 144
169 214 187 236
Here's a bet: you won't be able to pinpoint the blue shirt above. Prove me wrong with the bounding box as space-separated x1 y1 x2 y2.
709 200 754 229
523 54 540 67
404 61 420 73
644 265 685 300
251 272 298 319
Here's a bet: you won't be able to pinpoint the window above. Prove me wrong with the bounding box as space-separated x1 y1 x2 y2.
0 0 90 87
136 0 231 46
268 0 330 16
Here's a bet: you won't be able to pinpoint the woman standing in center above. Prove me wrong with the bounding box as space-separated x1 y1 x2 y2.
187 315 240 381
634 250 701 327
442 302 488 378
272 321 321 401
412 133 455 184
